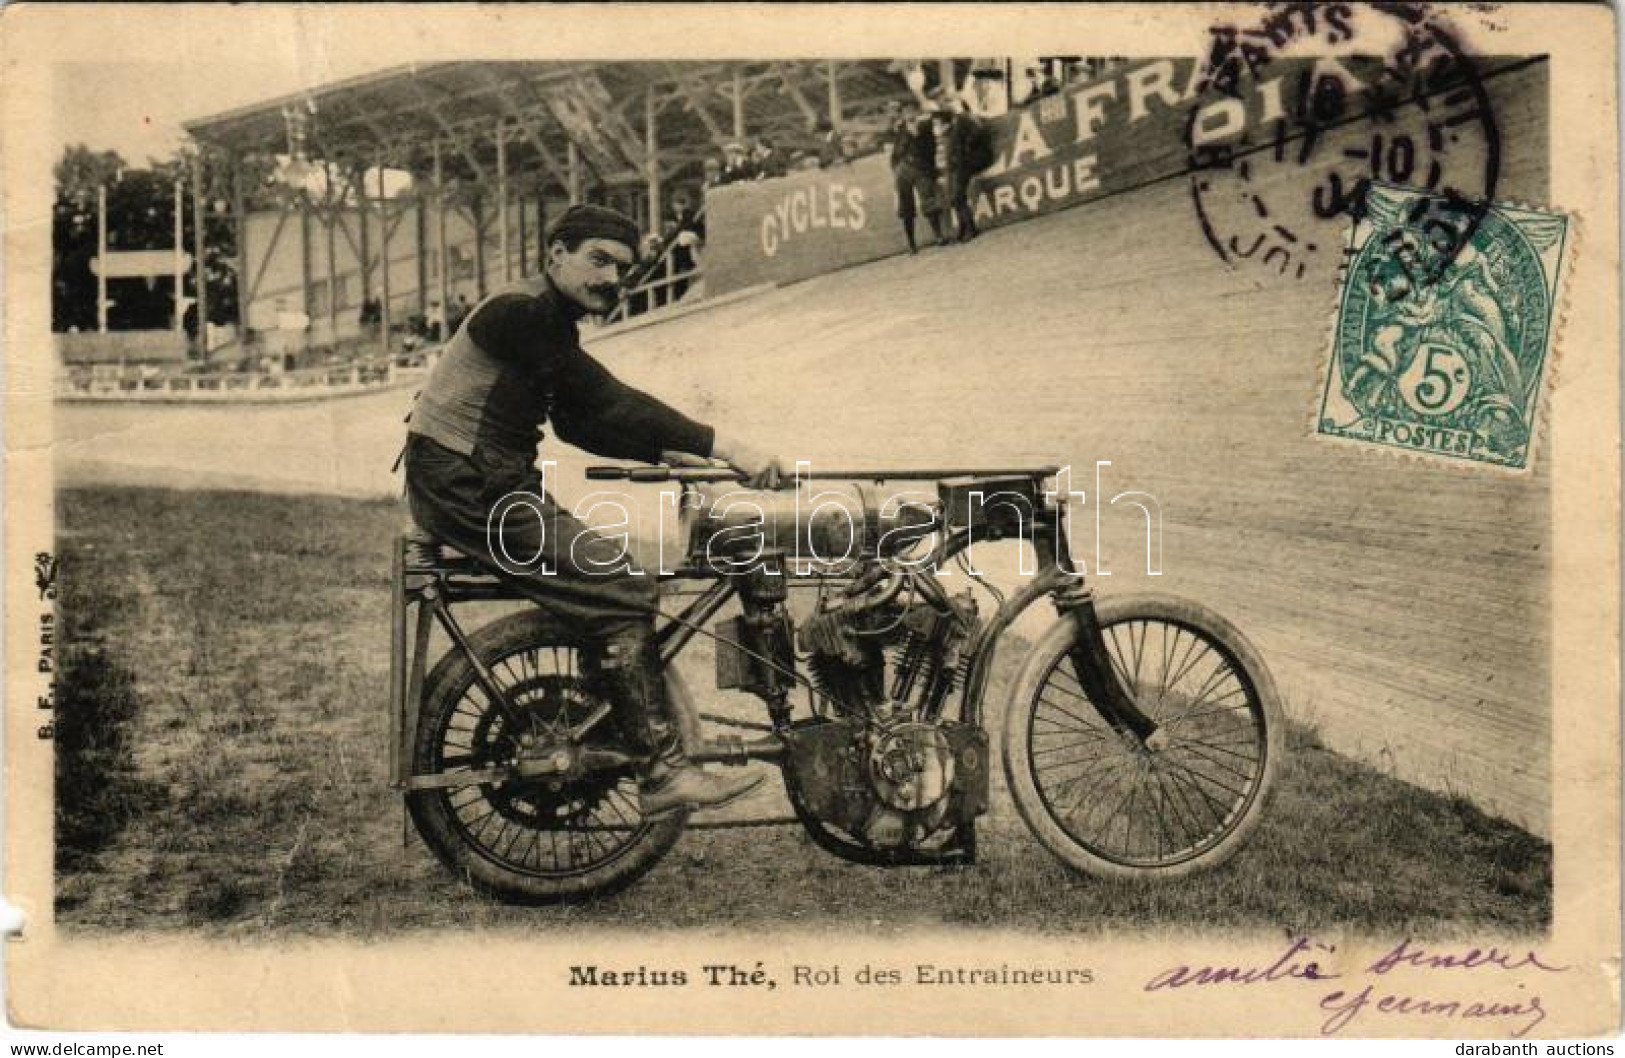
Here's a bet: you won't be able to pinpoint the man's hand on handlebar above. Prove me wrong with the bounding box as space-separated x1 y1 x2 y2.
658 449 721 470
654 445 785 489
707 433 787 490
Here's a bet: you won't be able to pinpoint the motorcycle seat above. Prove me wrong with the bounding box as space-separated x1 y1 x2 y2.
400 526 483 573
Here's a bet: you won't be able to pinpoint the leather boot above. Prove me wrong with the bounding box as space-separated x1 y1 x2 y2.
599 632 764 819
956 203 978 242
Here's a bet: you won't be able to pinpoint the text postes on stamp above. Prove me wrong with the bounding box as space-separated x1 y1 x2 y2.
1316 183 1568 470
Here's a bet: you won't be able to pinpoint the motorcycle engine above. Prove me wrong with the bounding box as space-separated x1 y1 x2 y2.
784 563 988 854
798 563 980 720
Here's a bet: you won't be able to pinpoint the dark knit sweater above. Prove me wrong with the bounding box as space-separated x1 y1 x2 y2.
408 276 715 468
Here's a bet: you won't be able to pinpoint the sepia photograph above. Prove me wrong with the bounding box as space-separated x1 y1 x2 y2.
3 1 1618 1040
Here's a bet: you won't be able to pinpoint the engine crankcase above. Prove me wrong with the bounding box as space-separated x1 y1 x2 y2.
869 720 954 811
784 717 989 852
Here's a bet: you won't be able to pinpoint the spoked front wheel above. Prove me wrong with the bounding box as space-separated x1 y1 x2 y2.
1002 594 1283 880
407 610 689 904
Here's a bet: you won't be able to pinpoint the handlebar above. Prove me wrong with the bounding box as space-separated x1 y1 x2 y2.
585 466 745 483
585 465 1063 483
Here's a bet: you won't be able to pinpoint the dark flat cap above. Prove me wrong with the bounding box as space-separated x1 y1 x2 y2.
546 204 640 251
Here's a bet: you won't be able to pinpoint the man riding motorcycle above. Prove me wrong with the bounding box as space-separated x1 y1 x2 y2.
403 203 782 818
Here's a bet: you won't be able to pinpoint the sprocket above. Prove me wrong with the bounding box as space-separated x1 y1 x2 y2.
467 673 628 827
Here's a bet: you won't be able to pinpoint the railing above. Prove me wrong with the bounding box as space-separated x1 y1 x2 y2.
604 210 706 326
609 254 701 325
56 348 440 403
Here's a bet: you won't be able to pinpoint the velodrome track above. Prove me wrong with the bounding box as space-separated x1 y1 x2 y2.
57 169 1551 835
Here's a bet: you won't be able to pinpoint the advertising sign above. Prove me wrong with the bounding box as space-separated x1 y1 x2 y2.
703 154 905 295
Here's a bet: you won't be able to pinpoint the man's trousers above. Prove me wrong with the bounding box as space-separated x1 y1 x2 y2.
404 432 658 638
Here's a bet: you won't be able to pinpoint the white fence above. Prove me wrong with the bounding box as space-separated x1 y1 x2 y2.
57 351 437 403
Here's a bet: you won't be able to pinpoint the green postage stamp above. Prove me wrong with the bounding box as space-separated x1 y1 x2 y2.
1317 183 1570 470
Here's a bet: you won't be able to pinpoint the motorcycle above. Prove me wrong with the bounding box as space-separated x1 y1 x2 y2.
388 464 1283 904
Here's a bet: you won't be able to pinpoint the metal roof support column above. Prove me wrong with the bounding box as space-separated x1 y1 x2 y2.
517 189 529 278
96 183 107 334
324 164 339 339
732 67 746 139
826 61 843 130
645 89 662 235
434 140 448 333
299 195 313 341
355 169 371 311
192 154 208 353
376 156 392 353
473 196 487 299
232 156 249 335
173 178 185 332
415 191 427 317
567 141 582 205
496 123 510 285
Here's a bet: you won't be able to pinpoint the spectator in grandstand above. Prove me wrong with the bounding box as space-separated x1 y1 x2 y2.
1031 60 1063 99
1010 61 1055 106
447 293 473 336
843 118 890 159
965 62 1009 118
889 58 935 109
750 137 786 180
1021 69 1044 102
702 156 724 190
403 203 778 819
664 189 704 303
815 119 849 168
1074 57 1130 82
886 101 947 253
720 141 754 184
626 232 663 314
1041 56 1081 89
668 190 704 249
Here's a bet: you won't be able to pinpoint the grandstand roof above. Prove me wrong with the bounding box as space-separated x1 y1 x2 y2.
183 60 914 191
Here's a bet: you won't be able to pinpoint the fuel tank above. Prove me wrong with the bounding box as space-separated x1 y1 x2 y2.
680 482 939 567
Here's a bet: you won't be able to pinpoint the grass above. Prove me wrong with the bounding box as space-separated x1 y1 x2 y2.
52 485 1550 937
53 578 161 874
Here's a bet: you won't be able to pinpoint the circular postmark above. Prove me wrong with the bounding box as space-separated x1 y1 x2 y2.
1185 2 1500 283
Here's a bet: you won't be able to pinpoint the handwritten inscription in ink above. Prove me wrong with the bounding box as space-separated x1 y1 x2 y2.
1146 936 1567 1037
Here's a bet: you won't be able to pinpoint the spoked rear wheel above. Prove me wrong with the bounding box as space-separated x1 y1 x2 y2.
1002 594 1283 880
407 610 688 904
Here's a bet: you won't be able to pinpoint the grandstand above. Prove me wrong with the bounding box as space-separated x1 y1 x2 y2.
181 61 927 358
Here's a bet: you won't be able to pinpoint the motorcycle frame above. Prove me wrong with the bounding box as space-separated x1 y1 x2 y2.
388 472 1158 792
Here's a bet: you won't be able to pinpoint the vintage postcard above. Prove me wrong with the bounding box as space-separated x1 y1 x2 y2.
2 1 1618 1040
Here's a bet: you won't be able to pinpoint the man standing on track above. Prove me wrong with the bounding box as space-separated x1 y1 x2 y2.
887 100 947 253
938 100 982 243
403 203 779 818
